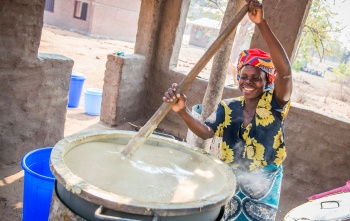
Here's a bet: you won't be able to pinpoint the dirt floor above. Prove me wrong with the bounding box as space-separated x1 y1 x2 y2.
1 25 349 221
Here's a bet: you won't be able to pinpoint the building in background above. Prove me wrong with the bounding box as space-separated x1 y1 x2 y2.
189 18 220 48
43 0 140 42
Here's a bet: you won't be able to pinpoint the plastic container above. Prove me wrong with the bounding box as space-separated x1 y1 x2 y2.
84 88 103 116
285 192 350 220
21 147 55 221
186 104 204 145
68 71 86 108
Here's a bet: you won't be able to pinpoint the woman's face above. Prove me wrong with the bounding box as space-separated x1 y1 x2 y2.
238 65 267 100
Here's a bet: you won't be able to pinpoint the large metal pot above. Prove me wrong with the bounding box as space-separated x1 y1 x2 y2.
50 130 236 221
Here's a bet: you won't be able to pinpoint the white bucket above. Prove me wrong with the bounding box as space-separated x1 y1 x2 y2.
84 88 102 116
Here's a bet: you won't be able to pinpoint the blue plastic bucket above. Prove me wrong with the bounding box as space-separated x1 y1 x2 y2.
84 88 103 116
21 147 55 221
68 71 86 108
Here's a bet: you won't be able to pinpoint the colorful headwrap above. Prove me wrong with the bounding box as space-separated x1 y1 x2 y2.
236 48 277 90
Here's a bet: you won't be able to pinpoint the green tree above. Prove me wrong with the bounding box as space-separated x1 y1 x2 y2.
188 0 228 21
333 62 350 101
297 0 345 63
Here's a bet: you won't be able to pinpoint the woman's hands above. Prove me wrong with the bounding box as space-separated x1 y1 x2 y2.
162 83 214 140
162 83 187 113
246 0 264 25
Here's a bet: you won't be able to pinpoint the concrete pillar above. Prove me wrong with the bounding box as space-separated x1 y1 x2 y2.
189 0 246 148
0 0 44 68
145 0 190 72
160 0 191 70
250 0 312 61
134 0 164 79
135 0 190 71
102 0 191 126
100 54 147 126
142 0 191 120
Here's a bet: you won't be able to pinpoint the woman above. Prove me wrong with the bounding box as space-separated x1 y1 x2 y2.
163 0 292 220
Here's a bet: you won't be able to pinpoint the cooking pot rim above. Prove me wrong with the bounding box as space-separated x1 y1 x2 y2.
50 130 236 216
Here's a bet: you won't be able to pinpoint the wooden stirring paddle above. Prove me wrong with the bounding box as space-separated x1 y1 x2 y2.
121 4 249 159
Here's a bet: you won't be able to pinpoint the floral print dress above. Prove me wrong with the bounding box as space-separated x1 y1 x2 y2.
204 89 291 221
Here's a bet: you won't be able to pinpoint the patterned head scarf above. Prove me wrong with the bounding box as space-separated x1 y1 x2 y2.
236 48 277 90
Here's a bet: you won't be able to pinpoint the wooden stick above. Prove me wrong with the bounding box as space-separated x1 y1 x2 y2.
121 4 248 158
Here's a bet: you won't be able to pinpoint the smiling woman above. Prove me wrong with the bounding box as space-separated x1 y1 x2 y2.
162 1 293 220
237 49 276 90
238 65 266 101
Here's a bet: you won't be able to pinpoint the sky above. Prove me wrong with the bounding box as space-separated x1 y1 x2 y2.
328 0 350 48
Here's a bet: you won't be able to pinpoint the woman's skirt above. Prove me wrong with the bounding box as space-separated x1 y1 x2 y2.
223 165 283 221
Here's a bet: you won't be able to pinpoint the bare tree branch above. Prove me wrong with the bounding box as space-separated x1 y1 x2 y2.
208 0 225 14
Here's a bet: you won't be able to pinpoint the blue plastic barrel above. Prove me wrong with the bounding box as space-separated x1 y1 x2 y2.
21 147 55 221
84 88 103 116
68 71 86 108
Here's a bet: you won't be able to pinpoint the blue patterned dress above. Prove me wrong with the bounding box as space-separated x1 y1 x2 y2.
204 89 290 220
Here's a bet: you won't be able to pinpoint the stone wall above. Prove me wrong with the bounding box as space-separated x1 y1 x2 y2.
100 54 147 126
0 0 74 167
0 54 73 166
279 103 350 218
